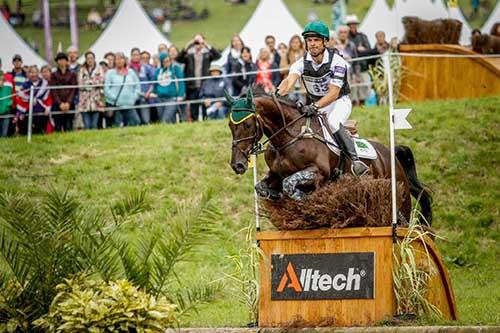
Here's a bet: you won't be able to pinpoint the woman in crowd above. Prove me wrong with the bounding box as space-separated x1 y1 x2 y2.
278 34 306 101
277 42 288 79
255 47 280 93
153 53 185 124
224 35 245 96
104 52 140 127
40 65 52 82
0 72 13 137
78 51 105 130
104 52 115 69
16 65 52 134
232 46 257 96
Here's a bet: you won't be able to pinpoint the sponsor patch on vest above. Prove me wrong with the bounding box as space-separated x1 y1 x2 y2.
334 65 346 75
271 252 374 300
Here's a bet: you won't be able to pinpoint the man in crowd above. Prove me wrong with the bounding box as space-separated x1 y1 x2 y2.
346 15 370 70
177 33 221 121
51 52 77 132
199 64 230 120
67 45 80 73
265 35 281 68
336 25 358 60
10 54 26 93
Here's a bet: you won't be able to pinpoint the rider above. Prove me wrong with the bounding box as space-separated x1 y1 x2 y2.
277 20 369 176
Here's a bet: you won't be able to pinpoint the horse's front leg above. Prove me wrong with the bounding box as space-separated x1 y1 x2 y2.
255 171 283 200
282 166 324 201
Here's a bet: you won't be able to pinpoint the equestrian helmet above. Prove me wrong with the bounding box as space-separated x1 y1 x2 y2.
302 21 330 40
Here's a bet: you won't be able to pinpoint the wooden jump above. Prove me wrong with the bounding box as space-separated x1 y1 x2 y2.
399 44 500 102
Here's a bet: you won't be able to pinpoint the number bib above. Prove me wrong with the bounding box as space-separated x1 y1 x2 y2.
302 72 331 98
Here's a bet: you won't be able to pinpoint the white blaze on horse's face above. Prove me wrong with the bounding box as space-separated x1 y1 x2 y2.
229 117 257 175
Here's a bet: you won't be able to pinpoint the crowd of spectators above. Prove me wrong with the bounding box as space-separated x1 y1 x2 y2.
0 16 404 138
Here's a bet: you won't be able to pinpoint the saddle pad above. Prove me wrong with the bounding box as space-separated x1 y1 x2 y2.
318 117 378 160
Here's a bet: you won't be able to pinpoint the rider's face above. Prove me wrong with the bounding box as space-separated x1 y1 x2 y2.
306 37 325 57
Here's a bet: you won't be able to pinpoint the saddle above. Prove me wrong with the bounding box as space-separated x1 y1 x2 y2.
344 119 358 137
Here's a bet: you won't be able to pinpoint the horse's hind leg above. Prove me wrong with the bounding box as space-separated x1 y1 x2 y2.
255 172 282 200
283 166 323 201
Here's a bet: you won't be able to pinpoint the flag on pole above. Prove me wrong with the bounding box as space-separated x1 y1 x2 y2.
393 108 413 130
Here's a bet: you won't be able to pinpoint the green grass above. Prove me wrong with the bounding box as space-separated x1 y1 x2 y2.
0 96 498 326
6 0 497 62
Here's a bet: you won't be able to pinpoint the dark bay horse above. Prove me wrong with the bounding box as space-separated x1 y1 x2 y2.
227 88 432 224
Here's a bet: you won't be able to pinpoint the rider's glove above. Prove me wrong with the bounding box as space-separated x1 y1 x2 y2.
303 103 319 117
274 89 281 97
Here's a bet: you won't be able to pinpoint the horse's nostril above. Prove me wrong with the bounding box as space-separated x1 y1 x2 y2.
236 162 246 170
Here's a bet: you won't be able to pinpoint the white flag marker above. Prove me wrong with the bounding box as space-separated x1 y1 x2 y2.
393 108 412 130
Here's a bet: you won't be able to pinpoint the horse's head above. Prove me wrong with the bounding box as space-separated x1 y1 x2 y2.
225 89 263 175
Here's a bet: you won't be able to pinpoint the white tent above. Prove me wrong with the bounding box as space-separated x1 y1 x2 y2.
214 0 302 66
359 0 399 47
0 14 46 69
482 0 500 34
82 0 171 62
448 5 472 45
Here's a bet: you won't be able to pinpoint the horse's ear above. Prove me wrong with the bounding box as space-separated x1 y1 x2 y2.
223 89 234 103
246 88 253 104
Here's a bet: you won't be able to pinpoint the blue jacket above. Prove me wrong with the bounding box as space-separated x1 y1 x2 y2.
153 57 185 100
137 63 155 94
199 76 231 103
104 69 140 107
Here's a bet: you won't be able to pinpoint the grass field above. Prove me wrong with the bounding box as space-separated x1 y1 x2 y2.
5 0 498 61
0 96 498 326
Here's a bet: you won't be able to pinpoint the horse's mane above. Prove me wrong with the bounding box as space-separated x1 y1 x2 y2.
250 84 299 109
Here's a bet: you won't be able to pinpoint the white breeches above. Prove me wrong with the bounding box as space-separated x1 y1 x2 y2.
319 95 352 133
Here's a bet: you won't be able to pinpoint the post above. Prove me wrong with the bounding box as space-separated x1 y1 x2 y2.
383 53 398 240
27 86 34 144
252 154 260 231
42 0 53 63
68 0 79 50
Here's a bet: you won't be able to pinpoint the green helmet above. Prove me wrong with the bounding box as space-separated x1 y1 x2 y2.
302 21 330 40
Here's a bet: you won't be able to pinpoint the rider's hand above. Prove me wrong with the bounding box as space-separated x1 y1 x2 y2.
274 88 281 97
302 103 318 117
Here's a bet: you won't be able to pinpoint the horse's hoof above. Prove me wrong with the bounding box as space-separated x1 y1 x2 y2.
290 190 306 201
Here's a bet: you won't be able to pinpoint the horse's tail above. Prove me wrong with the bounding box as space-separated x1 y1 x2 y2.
395 145 433 225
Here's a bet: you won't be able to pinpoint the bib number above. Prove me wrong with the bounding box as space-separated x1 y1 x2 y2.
303 74 331 96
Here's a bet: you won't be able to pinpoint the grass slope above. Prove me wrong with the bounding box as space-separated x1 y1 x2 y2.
0 97 499 326
6 0 497 62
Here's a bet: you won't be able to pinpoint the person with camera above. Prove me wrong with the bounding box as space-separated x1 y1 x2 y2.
176 33 221 121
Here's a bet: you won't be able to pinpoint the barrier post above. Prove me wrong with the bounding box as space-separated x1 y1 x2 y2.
383 53 398 240
27 86 34 144
252 154 260 231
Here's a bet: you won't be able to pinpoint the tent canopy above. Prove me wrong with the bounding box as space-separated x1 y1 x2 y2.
482 0 500 34
214 0 302 66
0 14 46 69
83 0 171 62
359 0 398 46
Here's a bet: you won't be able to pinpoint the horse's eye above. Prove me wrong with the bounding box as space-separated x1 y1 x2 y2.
244 122 252 129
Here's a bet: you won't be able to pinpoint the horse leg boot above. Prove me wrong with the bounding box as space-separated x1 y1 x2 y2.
255 172 282 200
333 124 369 176
282 167 321 201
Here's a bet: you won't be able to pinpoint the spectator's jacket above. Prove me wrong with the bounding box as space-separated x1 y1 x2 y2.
199 76 230 102
0 84 13 115
50 68 77 106
336 40 358 60
78 64 105 112
224 48 241 75
233 60 257 96
271 49 281 68
348 31 371 51
177 45 221 89
0 71 15 113
16 79 52 114
255 60 280 92
10 69 26 92
153 58 185 100
137 63 155 95
104 68 140 107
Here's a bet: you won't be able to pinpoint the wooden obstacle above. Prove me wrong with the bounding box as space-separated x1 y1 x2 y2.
399 44 500 102
256 227 457 327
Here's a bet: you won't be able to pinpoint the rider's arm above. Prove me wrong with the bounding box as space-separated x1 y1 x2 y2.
277 73 300 95
315 84 340 108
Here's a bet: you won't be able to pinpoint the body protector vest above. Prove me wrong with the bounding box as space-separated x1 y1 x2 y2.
301 48 351 103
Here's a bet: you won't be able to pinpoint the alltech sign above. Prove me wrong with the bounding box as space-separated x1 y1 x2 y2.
271 253 375 300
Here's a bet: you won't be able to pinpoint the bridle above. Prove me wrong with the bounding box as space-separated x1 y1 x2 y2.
231 109 263 162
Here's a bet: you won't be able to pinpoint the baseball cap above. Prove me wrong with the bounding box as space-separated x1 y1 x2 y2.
12 54 22 62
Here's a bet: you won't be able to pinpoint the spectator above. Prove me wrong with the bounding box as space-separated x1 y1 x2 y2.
224 35 245 74
99 59 109 74
0 57 15 118
177 33 221 121
336 25 358 60
104 52 140 127
168 45 183 71
129 47 142 73
265 35 281 67
135 50 156 125
17 65 52 135
104 52 115 69
346 14 370 70
78 51 105 130
158 43 168 55
255 47 280 93
491 23 500 37
40 65 52 82
280 34 305 75
0 72 13 137
199 64 230 120
87 8 102 28
10 54 26 93
278 42 288 60
153 53 185 124
152 53 161 69
232 46 257 96
372 31 390 54
67 46 80 73
51 52 77 132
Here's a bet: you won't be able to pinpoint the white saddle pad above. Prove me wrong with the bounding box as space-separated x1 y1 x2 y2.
318 117 378 160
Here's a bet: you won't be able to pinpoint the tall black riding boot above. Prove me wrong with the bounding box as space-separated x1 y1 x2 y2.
333 124 369 176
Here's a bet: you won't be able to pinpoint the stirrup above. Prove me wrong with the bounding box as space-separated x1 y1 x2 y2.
351 160 369 176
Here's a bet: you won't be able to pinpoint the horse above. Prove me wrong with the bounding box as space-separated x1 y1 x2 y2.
226 87 432 224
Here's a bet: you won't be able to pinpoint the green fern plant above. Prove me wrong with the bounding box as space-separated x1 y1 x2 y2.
368 55 405 103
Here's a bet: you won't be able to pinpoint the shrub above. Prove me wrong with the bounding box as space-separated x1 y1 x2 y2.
34 276 177 333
